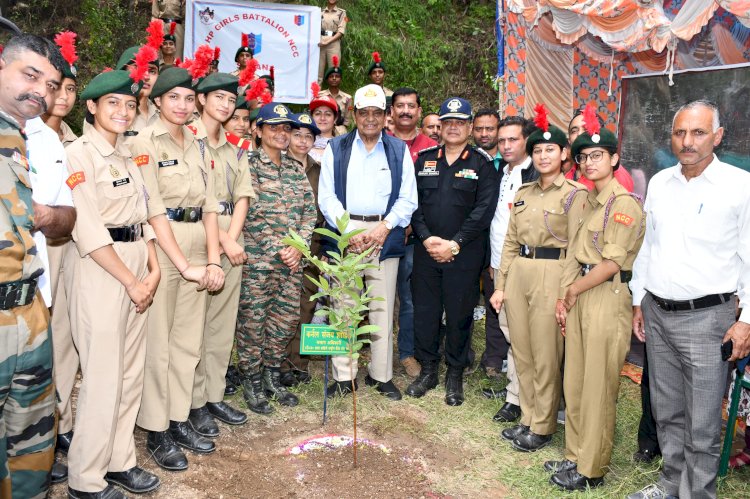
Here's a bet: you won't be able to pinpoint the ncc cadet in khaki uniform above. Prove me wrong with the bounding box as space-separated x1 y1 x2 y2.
319 55 353 135
159 22 178 69
187 73 255 436
318 0 347 83
152 0 185 59
116 46 161 133
489 106 586 453
235 103 316 415
231 33 253 77
130 66 225 471
66 69 162 499
367 51 393 97
547 105 645 492
223 95 252 141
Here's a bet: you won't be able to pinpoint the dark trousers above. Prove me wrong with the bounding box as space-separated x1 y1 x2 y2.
637 342 660 452
413 260 481 368
479 267 509 369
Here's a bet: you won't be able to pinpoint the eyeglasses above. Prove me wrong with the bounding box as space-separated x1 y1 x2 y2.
575 150 606 164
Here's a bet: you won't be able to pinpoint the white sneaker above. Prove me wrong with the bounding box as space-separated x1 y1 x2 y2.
626 484 677 499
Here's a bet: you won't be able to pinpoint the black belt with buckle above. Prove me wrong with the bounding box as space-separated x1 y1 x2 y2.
218 201 234 216
0 278 37 310
520 245 562 260
166 207 203 223
160 17 182 24
650 292 734 312
321 30 334 36
580 264 632 283
350 214 383 222
108 225 142 243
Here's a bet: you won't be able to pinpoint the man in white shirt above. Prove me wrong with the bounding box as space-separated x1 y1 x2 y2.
488 116 538 423
628 100 750 499
318 84 418 401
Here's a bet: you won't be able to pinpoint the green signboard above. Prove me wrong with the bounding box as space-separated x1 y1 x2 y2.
300 324 351 355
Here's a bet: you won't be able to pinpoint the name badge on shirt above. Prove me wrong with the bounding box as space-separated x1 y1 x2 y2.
418 170 439 176
514 200 524 207
113 178 130 187
158 159 178 168
124 130 139 137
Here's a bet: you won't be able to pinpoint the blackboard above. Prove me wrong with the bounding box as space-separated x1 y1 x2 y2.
618 63 750 197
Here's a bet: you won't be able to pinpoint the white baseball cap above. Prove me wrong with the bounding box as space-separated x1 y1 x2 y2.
353 84 386 110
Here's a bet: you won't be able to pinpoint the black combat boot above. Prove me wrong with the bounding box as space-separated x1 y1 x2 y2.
405 360 439 398
263 367 299 407
444 366 465 406
242 373 273 415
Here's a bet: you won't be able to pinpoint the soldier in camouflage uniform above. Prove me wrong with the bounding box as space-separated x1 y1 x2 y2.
236 103 316 414
0 34 68 499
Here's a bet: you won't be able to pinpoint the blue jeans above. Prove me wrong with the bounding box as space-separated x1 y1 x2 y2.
396 244 414 360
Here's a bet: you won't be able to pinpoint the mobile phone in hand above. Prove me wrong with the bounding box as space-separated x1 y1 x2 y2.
721 339 734 361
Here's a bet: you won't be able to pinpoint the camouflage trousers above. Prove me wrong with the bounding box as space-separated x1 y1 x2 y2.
0 294 55 499
236 263 303 377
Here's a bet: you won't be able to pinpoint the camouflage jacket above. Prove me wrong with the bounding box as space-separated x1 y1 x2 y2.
0 111 44 283
244 148 315 269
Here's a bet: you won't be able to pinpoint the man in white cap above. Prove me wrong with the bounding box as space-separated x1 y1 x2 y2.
318 83 418 400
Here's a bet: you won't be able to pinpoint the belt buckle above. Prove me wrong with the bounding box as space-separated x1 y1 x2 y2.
187 208 199 223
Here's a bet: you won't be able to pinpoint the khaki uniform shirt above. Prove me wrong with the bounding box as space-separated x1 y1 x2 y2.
560 177 645 294
0 110 43 282
496 174 587 291
321 6 347 38
319 88 353 132
152 0 184 19
82 100 159 139
66 128 156 257
129 118 219 218
382 86 394 97
59 120 78 148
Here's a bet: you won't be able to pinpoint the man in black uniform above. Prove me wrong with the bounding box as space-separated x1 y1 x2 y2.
406 97 499 406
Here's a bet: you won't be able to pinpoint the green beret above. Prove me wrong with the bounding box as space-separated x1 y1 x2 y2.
525 124 568 156
571 127 618 160
116 45 158 71
150 67 194 99
80 70 142 101
367 61 385 75
62 64 78 81
324 65 342 81
164 34 176 42
234 46 252 62
249 107 260 122
195 72 238 95
234 95 249 111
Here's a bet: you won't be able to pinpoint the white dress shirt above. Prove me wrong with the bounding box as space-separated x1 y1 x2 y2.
630 155 750 323
489 156 532 269
318 131 417 233
26 117 75 306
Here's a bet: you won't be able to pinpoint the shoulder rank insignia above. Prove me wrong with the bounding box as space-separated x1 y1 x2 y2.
417 144 440 156
475 147 493 162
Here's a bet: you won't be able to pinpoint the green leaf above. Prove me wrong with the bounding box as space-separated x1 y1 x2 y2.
356 324 381 335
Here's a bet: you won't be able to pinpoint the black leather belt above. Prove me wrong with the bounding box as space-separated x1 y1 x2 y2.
166 207 203 223
650 292 734 312
108 225 142 242
218 201 234 216
160 17 182 24
350 214 383 222
581 264 632 283
520 245 562 260
0 278 37 310
321 30 334 36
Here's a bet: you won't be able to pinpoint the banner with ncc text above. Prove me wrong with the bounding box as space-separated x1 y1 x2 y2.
185 0 321 104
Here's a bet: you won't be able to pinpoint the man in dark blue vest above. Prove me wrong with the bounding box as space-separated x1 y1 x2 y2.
318 84 418 401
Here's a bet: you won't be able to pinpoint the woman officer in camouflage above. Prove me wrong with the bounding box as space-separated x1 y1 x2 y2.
235 103 316 414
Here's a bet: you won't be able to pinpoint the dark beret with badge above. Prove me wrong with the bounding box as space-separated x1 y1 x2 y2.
54 31 79 80
80 70 143 100
367 51 385 74
292 112 321 136
570 102 619 159
256 102 295 127
235 33 253 62
164 21 177 42
525 103 568 156
439 97 472 121
195 72 238 95
234 95 250 111
149 66 193 99
324 55 342 81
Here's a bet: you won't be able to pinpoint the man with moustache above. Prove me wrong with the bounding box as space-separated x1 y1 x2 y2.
388 88 437 378
421 112 441 143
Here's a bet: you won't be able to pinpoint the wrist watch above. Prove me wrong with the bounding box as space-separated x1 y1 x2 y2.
382 219 393 230
450 241 460 256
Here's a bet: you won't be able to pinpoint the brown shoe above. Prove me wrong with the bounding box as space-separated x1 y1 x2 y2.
484 366 503 381
400 357 421 377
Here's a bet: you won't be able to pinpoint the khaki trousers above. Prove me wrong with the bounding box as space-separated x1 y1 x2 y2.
48 239 78 435
504 258 564 435
67 241 149 492
317 39 341 83
138 222 208 431
498 307 519 405
563 277 632 478
332 220 398 383
192 216 242 406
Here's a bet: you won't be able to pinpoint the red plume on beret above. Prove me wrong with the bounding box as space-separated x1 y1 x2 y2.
245 78 268 102
533 103 549 133
130 45 157 83
269 65 275 81
238 59 259 87
213 46 220 61
241 33 249 49
260 89 272 105
54 31 78 68
174 57 181 67
102 66 113 73
146 19 165 51
169 21 177 36
372 51 381 63
183 44 214 81
582 102 601 138
332 55 339 68
311 82 320 98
